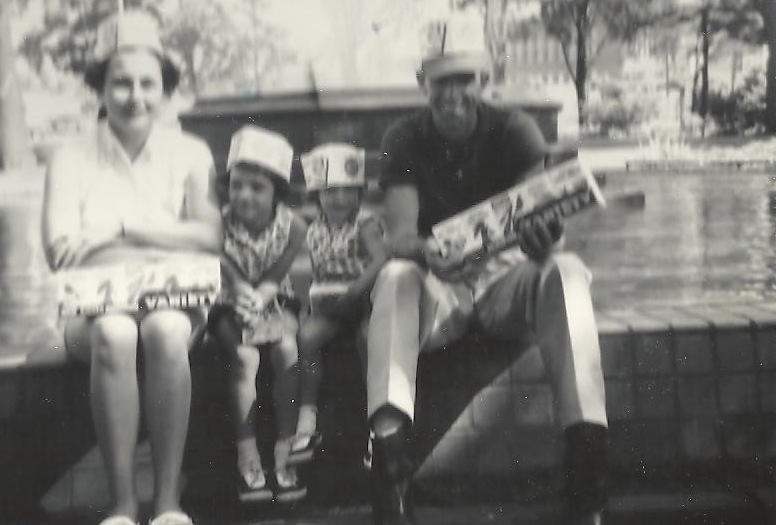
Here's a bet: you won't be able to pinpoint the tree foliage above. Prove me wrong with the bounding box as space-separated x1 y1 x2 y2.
452 0 523 83
712 0 776 133
540 0 679 125
685 0 776 134
709 0 766 43
20 0 146 74
17 0 297 98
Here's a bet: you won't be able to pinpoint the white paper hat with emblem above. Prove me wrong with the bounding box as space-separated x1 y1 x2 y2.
92 10 166 62
227 125 294 185
301 143 366 191
419 10 491 80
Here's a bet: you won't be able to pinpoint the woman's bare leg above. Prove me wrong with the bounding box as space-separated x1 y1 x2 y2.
139 309 193 516
87 313 142 519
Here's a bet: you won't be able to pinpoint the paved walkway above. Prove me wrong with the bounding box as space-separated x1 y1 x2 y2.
49 490 772 525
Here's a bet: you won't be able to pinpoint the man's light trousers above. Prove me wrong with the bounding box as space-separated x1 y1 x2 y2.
366 249 608 429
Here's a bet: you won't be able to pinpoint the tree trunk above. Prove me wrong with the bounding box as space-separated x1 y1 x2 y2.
691 36 700 113
184 48 199 98
576 4 588 126
485 0 507 84
760 0 776 133
0 3 32 170
700 6 709 136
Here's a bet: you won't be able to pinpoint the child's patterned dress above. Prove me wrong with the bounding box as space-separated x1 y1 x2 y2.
218 203 298 343
305 208 381 316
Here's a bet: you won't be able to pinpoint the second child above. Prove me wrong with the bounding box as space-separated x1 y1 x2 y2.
290 143 388 463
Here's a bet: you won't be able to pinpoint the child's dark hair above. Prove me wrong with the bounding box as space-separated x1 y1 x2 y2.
84 55 180 95
218 163 290 209
308 187 364 207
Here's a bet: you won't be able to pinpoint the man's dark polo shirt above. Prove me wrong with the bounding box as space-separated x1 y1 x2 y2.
380 103 548 237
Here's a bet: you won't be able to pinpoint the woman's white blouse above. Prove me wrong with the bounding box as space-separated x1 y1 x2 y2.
47 120 214 244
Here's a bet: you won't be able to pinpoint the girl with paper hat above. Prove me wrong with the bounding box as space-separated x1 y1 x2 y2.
290 144 388 464
207 124 309 503
41 9 222 525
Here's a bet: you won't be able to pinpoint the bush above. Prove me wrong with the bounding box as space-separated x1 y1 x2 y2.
707 69 766 135
585 85 657 137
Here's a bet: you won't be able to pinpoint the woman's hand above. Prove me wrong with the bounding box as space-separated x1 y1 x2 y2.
49 220 123 270
50 236 87 270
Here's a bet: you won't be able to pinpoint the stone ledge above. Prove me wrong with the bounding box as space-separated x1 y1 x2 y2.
2 299 776 518
626 159 776 172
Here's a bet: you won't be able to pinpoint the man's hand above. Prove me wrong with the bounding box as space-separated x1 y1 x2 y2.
518 217 564 263
424 238 478 282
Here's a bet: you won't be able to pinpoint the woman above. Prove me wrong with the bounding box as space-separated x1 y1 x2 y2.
41 10 222 525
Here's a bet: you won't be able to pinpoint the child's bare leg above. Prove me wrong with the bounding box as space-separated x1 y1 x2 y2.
214 316 263 476
269 310 307 500
296 315 340 443
269 311 300 446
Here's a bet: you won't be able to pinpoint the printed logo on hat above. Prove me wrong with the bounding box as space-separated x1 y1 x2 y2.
302 144 365 191
344 156 362 178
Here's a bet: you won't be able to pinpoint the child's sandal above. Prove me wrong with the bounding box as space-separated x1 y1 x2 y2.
288 431 323 465
273 468 307 503
237 461 273 503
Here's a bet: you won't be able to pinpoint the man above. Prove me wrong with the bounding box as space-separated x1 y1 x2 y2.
365 13 608 525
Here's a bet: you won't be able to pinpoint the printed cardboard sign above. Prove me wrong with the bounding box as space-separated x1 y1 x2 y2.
56 255 221 317
431 158 605 261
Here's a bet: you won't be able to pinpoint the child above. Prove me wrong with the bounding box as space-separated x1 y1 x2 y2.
290 143 388 463
208 125 308 503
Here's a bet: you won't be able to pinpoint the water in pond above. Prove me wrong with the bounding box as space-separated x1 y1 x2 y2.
1 170 776 358
567 170 776 309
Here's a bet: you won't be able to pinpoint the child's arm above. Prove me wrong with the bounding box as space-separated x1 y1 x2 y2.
220 254 243 285
256 211 308 307
220 254 257 321
338 217 389 312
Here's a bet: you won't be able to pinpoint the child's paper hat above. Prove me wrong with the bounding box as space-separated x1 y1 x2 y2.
301 143 365 191
419 12 491 80
227 125 294 185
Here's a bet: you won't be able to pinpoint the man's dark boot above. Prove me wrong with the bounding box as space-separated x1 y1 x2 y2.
370 425 416 525
564 423 608 525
